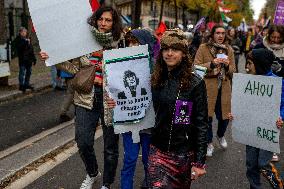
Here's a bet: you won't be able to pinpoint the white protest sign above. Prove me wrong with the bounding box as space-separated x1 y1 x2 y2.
114 102 155 143
232 73 282 153
104 45 151 123
27 0 102 66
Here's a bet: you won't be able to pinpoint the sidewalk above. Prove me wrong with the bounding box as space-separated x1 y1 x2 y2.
0 71 52 103
0 57 52 103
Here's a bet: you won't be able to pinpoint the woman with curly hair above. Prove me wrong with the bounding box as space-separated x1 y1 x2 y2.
148 29 208 188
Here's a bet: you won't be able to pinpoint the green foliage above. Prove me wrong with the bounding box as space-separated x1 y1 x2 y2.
183 0 254 26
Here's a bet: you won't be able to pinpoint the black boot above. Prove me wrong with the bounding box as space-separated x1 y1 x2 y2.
59 113 71 123
19 85 26 92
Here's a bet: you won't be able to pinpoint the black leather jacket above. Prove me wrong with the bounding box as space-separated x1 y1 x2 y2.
151 68 208 165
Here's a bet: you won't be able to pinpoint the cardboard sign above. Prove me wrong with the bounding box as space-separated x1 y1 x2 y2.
231 73 282 153
104 45 151 123
27 0 102 66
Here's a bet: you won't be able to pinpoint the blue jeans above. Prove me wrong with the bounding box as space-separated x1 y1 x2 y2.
75 87 119 185
121 132 151 189
207 89 229 143
18 65 32 86
246 145 273 189
50 65 63 88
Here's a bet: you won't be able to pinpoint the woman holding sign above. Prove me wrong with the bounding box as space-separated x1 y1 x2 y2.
107 29 208 188
40 6 125 189
194 25 236 157
235 49 284 189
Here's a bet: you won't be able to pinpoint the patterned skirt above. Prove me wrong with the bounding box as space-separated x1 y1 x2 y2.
148 145 194 189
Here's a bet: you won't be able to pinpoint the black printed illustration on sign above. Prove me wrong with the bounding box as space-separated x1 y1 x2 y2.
118 70 147 99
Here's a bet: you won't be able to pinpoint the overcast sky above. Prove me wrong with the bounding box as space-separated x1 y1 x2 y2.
251 0 267 20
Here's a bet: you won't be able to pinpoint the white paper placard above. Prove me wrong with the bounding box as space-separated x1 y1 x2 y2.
232 73 282 153
114 103 155 143
0 62 10 78
27 0 102 66
104 45 151 124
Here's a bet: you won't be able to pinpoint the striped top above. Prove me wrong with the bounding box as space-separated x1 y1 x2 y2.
88 51 103 86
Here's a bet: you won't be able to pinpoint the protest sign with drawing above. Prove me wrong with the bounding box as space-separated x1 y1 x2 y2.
231 73 282 153
104 45 153 142
27 0 101 66
104 45 151 123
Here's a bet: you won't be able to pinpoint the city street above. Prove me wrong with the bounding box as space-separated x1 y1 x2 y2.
0 55 282 189
1 0 283 188
0 89 74 151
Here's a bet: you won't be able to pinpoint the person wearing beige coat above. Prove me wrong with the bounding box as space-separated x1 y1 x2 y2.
194 25 236 157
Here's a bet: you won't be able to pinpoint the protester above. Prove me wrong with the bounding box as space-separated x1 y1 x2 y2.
254 25 284 78
227 27 242 73
119 29 153 189
50 65 64 91
194 25 236 157
239 48 284 189
59 70 74 123
148 29 208 188
188 32 203 59
15 27 36 92
254 25 263 39
40 6 125 189
250 26 269 49
254 25 284 162
243 28 254 68
106 28 156 189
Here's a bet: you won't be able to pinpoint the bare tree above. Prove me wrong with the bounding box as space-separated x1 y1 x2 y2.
159 0 165 23
173 0 178 27
131 0 142 28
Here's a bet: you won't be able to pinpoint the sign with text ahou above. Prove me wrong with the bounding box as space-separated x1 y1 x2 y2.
27 0 102 66
104 45 152 124
232 73 282 153
274 0 284 25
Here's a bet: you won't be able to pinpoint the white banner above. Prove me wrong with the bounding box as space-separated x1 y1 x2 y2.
104 45 151 123
232 73 282 153
27 0 102 66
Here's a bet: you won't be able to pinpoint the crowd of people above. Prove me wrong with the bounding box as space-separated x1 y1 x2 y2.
36 5 284 189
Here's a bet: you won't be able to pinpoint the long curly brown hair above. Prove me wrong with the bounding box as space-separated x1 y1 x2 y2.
151 50 193 90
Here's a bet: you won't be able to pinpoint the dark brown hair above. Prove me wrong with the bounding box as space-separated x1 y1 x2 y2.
125 31 139 47
151 51 193 90
267 25 284 44
87 6 123 41
209 24 227 43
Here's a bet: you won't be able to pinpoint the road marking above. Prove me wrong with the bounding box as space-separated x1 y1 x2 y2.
6 128 103 189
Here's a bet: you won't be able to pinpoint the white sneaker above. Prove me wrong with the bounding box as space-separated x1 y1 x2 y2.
101 186 109 189
80 172 101 189
206 144 214 157
217 136 228 149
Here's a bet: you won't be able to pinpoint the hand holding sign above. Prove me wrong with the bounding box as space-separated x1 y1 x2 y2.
106 97 116 109
276 117 284 129
231 73 282 153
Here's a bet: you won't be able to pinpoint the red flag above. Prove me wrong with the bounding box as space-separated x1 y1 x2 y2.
29 19 36 33
90 0 100 12
155 22 167 40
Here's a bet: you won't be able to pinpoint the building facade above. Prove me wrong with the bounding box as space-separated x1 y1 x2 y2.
115 0 197 30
